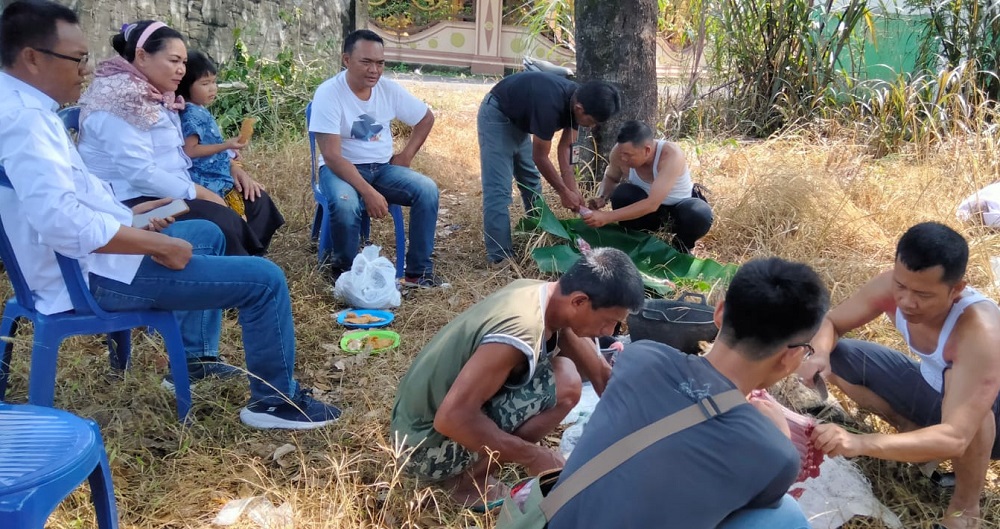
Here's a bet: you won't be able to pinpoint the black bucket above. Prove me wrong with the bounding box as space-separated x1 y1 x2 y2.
627 293 718 354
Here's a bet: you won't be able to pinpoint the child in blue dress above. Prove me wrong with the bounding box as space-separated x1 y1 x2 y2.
178 50 284 251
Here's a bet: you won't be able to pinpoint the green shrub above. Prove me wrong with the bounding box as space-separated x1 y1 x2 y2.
212 31 334 143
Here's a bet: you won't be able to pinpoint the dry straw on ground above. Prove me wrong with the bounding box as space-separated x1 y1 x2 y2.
1 80 998 528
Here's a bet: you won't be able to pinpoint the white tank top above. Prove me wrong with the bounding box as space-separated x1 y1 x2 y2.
626 140 693 206
894 287 995 392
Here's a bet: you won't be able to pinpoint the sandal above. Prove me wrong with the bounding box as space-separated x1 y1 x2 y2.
467 498 504 513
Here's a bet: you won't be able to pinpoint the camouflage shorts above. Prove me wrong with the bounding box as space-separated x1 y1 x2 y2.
403 355 557 481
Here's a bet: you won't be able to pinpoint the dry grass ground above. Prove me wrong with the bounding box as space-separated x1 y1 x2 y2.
2 80 1000 528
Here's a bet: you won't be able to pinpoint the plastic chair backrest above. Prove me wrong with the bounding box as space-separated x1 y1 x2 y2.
0 165 111 318
58 106 81 132
305 102 318 192
0 167 38 312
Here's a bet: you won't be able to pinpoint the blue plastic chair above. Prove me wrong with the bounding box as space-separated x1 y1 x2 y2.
0 403 118 528
0 167 193 421
58 105 81 133
305 102 406 277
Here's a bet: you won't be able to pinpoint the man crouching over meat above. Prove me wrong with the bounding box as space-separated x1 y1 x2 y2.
391 247 645 511
798 222 1000 529
548 257 829 529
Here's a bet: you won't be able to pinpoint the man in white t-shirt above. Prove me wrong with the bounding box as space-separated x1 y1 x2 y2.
309 29 442 288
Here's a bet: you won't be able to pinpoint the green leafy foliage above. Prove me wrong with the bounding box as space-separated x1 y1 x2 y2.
907 0 1000 101
212 33 333 143
711 0 874 137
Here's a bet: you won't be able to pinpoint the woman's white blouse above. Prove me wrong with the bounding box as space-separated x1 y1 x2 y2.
78 108 197 202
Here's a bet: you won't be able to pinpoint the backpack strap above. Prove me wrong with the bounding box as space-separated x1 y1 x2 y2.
539 388 746 519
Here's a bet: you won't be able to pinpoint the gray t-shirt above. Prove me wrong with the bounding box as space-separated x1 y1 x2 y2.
548 341 801 529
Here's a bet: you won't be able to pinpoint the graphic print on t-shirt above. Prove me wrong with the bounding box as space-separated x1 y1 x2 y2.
351 114 383 142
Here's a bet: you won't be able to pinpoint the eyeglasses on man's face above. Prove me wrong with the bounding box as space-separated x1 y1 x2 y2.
33 48 89 70
787 342 815 359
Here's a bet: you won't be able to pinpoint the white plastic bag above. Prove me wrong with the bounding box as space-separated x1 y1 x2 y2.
333 245 401 309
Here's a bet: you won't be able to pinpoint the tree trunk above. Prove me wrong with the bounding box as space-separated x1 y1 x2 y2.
574 0 658 184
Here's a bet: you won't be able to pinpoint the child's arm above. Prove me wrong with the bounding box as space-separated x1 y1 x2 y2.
183 134 247 159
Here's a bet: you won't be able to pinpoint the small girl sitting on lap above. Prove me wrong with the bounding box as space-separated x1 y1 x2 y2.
177 50 284 250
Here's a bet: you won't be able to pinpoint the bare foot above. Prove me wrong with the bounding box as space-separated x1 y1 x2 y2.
937 509 981 529
442 471 510 508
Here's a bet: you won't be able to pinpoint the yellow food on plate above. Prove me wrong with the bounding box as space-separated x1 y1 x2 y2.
343 312 384 325
345 334 395 352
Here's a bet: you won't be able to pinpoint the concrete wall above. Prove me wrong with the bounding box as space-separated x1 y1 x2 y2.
5 0 357 62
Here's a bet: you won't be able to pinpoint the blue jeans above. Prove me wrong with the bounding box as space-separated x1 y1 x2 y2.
318 163 438 276
88 220 298 406
717 495 811 529
477 94 543 263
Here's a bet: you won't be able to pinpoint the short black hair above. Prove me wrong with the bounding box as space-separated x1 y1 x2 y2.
558 247 645 312
0 0 79 68
177 49 217 100
111 20 184 62
617 120 654 145
718 257 830 361
343 29 383 54
896 222 968 284
574 80 621 123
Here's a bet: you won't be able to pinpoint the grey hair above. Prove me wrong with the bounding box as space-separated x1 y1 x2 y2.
558 247 645 311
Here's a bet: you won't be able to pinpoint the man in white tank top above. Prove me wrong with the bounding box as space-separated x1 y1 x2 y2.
797 222 1000 529
583 120 713 253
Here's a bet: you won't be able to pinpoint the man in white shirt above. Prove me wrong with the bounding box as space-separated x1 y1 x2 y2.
0 0 340 430
309 29 443 288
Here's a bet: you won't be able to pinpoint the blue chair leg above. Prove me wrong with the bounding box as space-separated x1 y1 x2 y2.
360 211 372 246
26 326 61 407
389 205 406 279
310 203 322 242
154 319 191 422
86 421 120 529
0 314 17 400
106 330 131 371
317 203 333 266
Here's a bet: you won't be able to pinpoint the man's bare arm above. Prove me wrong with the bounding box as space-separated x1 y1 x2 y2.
798 271 897 381
557 328 612 396
391 109 435 168
315 133 389 218
814 304 1000 461
434 343 558 472
589 145 624 210
532 134 582 211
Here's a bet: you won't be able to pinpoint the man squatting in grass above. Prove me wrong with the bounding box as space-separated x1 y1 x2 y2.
390 247 645 508
798 222 1000 529
0 0 341 430
549 257 829 529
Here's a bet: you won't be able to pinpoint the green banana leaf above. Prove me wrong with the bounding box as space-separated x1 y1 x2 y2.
517 200 739 297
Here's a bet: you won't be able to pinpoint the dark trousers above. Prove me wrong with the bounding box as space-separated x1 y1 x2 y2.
609 182 714 251
242 190 285 251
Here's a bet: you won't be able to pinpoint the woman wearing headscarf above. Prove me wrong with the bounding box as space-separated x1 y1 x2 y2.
77 20 265 256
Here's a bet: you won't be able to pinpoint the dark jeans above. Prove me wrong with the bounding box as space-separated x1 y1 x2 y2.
477 94 544 263
610 182 714 251
124 196 264 257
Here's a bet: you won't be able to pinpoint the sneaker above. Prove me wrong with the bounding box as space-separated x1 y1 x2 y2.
401 273 450 289
320 263 349 283
161 357 244 390
239 389 342 430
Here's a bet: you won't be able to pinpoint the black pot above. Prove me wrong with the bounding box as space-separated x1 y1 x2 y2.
627 293 718 354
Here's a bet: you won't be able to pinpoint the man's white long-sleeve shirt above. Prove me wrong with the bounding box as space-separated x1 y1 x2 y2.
0 72 143 315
